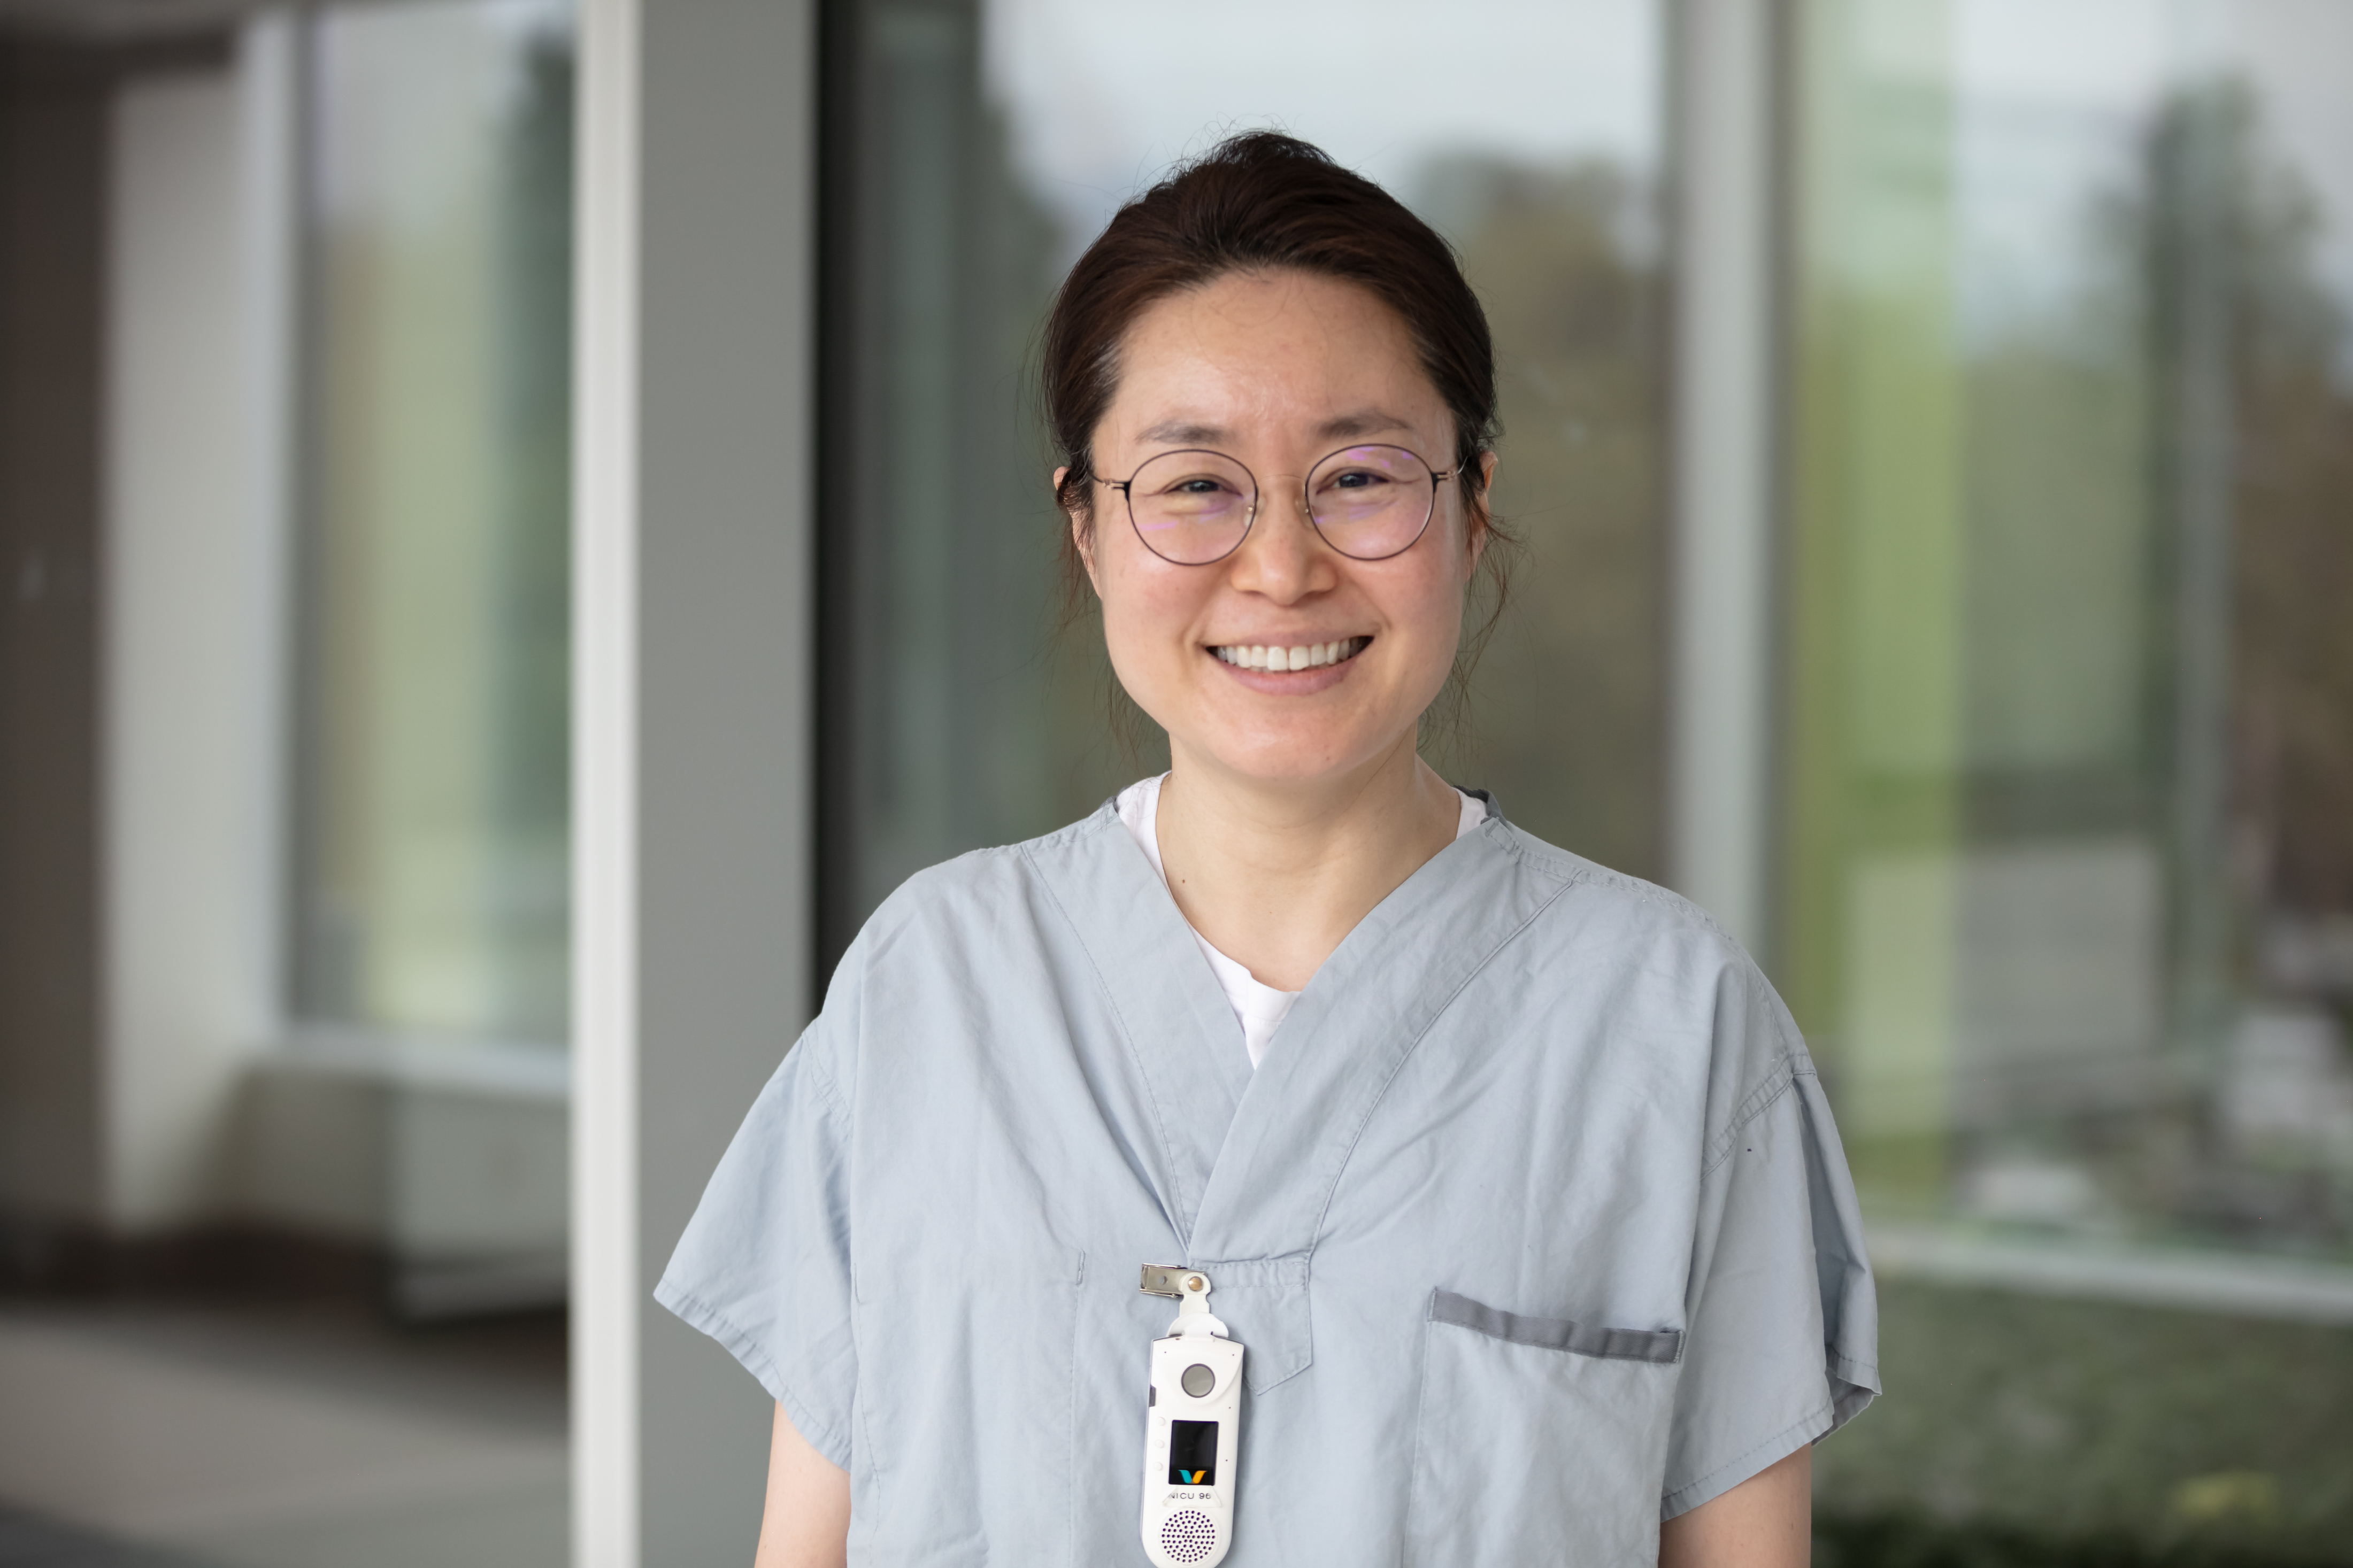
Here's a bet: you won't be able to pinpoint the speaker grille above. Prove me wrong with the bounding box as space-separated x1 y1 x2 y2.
1159 1509 1218 1563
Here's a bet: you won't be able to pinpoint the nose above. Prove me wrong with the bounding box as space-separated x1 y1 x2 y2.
1225 482 1335 603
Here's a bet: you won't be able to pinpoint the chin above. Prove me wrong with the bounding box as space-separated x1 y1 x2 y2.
1190 726 1391 785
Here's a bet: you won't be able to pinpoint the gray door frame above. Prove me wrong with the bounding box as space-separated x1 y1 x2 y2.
571 0 821 1562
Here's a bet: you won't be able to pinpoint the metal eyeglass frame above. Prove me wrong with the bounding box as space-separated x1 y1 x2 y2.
1100 444 1455 565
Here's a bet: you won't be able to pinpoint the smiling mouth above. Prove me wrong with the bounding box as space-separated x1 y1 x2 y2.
1209 636 1370 673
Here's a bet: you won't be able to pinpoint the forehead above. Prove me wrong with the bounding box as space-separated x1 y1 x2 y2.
1106 271 1437 431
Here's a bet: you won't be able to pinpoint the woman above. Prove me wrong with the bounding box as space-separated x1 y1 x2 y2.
660 132 1878 1567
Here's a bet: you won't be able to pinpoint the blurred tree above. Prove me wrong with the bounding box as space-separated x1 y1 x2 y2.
1425 156 1666 880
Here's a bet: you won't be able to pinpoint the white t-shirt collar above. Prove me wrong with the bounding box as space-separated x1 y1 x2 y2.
1113 774 1485 1068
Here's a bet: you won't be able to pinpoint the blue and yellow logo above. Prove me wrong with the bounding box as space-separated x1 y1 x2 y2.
1176 1470 1208 1485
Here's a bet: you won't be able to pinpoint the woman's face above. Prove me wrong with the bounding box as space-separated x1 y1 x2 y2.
1071 269 1489 789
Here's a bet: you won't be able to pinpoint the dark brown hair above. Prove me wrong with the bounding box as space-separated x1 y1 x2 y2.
1045 130 1500 529
1040 132 1517 750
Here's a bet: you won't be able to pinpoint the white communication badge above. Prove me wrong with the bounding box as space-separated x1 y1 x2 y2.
1138 1265 1244 1567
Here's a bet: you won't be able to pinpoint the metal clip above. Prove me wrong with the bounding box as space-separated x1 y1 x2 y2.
1140 1264 1212 1300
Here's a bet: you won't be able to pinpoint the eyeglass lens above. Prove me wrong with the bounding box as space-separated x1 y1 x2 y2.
1125 450 1256 565
1124 445 1438 565
1306 445 1438 559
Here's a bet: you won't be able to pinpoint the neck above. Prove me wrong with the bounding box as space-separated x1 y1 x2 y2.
1154 731 1462 992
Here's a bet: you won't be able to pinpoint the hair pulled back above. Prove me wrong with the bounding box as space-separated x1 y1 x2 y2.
1044 130 1500 530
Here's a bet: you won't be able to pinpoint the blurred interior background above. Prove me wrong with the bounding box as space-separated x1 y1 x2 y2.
1 0 2348 1564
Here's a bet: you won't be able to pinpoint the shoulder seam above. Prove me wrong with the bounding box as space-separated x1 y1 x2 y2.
798 1047 852 1127
1019 802 1121 855
1489 825 1582 890
1701 1054 1802 1178
1497 827 1739 944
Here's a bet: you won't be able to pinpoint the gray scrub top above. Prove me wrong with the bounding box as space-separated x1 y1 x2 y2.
659 796 1880 1566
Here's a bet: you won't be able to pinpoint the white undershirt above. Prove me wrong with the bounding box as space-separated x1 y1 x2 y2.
1114 775 1486 1069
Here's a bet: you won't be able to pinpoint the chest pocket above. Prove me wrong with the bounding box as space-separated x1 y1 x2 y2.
1404 1288 1682 1568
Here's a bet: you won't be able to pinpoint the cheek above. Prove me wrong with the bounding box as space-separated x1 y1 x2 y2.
1096 554 1203 675
1388 558 1470 662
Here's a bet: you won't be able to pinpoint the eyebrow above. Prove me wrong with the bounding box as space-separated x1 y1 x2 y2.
1134 409 1416 448
1137 419 1227 445
1314 408 1414 442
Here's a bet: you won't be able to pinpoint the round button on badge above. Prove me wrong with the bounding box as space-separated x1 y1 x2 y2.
1180 1363 1216 1398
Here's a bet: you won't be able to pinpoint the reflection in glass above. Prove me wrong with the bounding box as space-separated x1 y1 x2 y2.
1789 0 2353 1254
819 0 1668 960
1789 0 2353 1551
296 0 574 1045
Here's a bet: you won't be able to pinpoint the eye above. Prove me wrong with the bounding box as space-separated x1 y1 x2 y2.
1143 469 1241 498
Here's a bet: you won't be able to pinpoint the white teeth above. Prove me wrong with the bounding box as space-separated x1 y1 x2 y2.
1211 636 1368 670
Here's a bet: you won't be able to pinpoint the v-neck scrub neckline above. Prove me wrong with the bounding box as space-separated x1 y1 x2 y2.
1113 773 1485 1069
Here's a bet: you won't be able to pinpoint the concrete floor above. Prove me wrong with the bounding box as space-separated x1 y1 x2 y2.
0 1301 565 1568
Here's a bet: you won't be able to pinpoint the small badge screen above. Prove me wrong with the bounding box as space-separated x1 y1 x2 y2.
1167 1419 1218 1486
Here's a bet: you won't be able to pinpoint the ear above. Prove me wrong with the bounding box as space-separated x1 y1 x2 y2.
1463 451 1500 577
1057 466 1105 595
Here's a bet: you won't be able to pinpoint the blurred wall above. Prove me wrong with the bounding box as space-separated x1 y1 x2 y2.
2 16 567 1308
0 37 109 1232
101 55 284 1231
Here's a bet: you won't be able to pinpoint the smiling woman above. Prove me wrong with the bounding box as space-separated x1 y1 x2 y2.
657 134 1874 1568
1064 265 1489 990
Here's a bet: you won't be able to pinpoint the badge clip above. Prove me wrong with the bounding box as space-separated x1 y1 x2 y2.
1139 1264 1228 1339
1139 1265 1243 1566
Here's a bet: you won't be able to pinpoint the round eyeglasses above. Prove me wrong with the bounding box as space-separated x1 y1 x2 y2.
1103 444 1454 566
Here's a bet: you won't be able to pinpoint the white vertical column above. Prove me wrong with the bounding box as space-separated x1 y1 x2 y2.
239 8 297 1062
571 0 642 1562
572 0 820 1562
1667 0 1781 957
100 28 295 1230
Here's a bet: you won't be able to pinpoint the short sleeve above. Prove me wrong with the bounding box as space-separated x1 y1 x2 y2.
655 1023 858 1469
1660 974 1880 1519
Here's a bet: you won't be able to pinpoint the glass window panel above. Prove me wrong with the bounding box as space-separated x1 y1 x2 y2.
1789 0 2353 1551
820 0 1668 961
1790 0 2353 1249
295 0 574 1044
